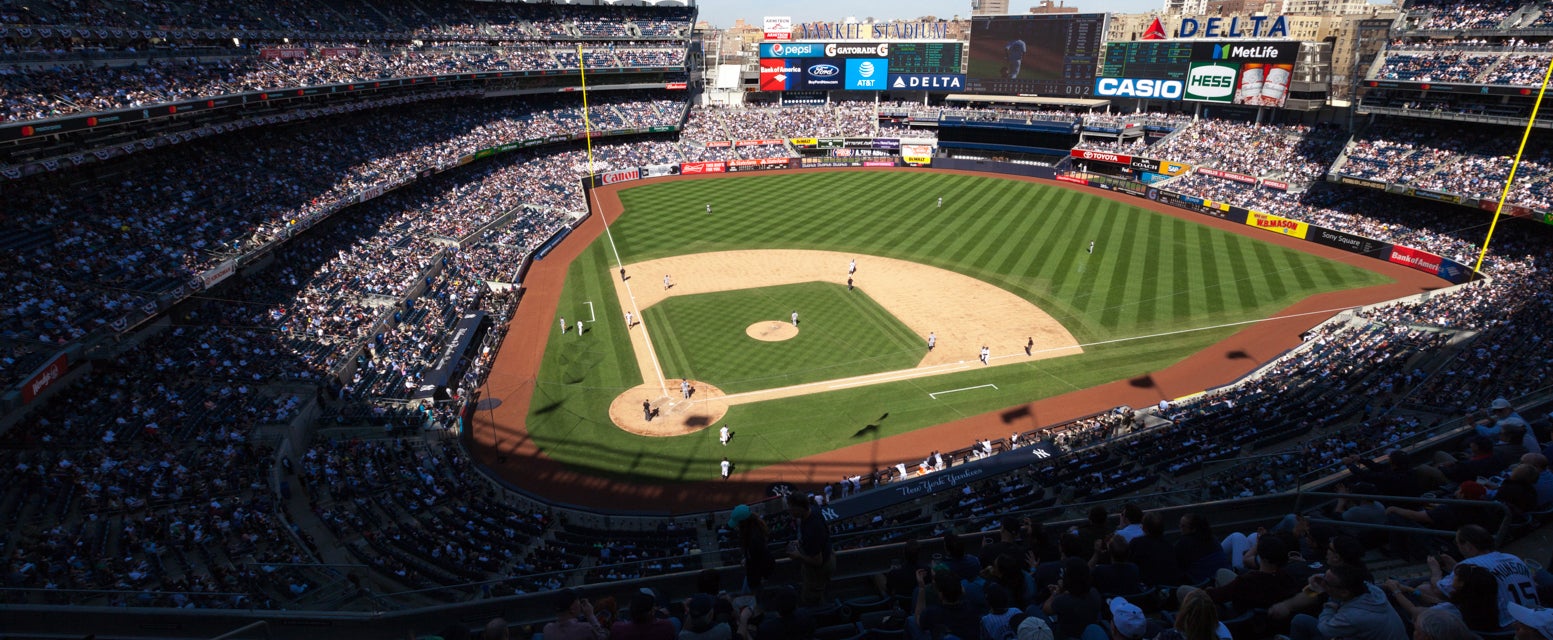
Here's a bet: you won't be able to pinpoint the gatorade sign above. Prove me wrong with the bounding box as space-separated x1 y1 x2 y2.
1184 62 1237 102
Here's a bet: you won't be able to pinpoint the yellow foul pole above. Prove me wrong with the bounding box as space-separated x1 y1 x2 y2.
1473 57 1553 274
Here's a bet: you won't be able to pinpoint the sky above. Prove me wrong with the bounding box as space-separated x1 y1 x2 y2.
692 0 1163 29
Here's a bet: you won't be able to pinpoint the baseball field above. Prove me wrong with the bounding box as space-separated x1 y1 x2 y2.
513 171 1391 484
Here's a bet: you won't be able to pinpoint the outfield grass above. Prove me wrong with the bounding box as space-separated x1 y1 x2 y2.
643 282 923 394
524 171 1392 482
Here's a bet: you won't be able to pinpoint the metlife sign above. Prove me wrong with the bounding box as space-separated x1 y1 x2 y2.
888 74 967 91
1094 77 1183 100
1184 62 1237 102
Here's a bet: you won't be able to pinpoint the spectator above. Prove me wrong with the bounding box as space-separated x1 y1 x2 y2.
1041 557 1103 640
1409 607 1478 640
1386 564 1502 635
728 505 775 593
1130 512 1178 587
785 493 835 606
545 589 610 640
1190 534 1302 613
678 594 730 640
1175 514 1230 585
1090 534 1143 597
1510 603 1553 640
1426 525 1538 627
1115 505 1145 542
1156 589 1225 640
1289 564 1407 640
612 591 676 640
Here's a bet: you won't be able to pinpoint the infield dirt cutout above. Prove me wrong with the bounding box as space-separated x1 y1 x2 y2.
747 321 799 342
606 249 1082 435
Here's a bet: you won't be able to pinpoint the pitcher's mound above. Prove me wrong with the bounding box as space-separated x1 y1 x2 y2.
747 321 798 342
609 380 729 437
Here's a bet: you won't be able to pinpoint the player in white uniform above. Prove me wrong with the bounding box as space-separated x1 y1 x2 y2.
719 425 730 446
625 311 633 328
721 458 731 479
937 196 943 208
791 310 799 327
576 320 583 335
560 316 566 334
663 274 671 290
928 332 936 351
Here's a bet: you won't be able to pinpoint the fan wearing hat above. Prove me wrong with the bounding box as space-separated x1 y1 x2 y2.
727 505 775 592
678 593 731 640
1477 398 1533 448
541 589 608 640
1106 597 1149 640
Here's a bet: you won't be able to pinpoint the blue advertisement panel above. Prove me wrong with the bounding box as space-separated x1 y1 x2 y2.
886 73 967 91
759 42 825 58
845 58 890 90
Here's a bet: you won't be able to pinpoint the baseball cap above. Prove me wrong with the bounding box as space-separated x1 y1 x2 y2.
1510 603 1553 640
1493 398 1513 411
728 504 751 528
1017 617 1054 640
688 593 715 618
1108 597 1147 640
1458 481 1487 500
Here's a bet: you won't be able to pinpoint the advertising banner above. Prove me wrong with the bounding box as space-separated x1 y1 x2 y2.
601 168 641 185
1094 77 1184 100
763 16 793 41
1402 187 1463 205
680 161 726 174
1436 258 1473 284
1261 178 1289 191
1337 174 1388 189
1071 148 1132 164
816 138 845 149
800 157 866 167
1306 225 1391 257
1478 198 1535 218
706 140 732 148
845 57 890 90
1056 174 1089 185
872 138 901 150
1197 167 1258 185
1245 211 1309 238
1387 245 1444 276
665 82 688 90
321 47 360 58
901 143 934 166
760 157 792 167
22 352 69 404
260 47 307 60
641 164 680 178
759 42 825 58
887 74 968 91
790 137 818 148
862 160 898 167
1199 200 1249 224
199 259 237 290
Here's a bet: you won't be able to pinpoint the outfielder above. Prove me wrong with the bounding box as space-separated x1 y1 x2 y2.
560 316 566 334
1088 240 1095 254
937 196 942 208
721 457 731 479
706 202 712 215
980 345 990 365
719 424 730 446
576 320 583 335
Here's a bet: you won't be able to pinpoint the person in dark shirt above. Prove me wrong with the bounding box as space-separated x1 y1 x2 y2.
876 539 925 600
943 531 981 582
1496 464 1540 517
1175 514 1230 585
1198 534 1302 612
980 517 1028 568
1343 450 1419 497
1042 557 1104 640
1091 534 1144 597
785 494 834 606
1130 511 1180 587
1034 532 1089 596
913 567 983 640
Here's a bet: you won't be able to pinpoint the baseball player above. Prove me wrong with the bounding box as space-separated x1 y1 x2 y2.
719 424 730 446
706 202 712 215
559 316 566 334
980 345 990 365
927 332 936 351
848 259 856 275
643 399 652 421
576 320 583 335
625 311 633 328
937 196 942 208
791 310 799 327
721 457 731 479
895 462 909 480
620 267 627 281
1088 240 1095 254
847 277 853 291
1025 337 1034 356
663 274 671 290
1004 39 1027 78
681 379 692 399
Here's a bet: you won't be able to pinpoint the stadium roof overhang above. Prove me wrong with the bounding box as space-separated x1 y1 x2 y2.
942 94 1110 110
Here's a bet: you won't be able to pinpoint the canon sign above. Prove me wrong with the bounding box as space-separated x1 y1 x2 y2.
601 168 640 185
1094 77 1183 100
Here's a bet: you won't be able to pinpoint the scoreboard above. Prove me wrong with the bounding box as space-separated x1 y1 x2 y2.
1100 42 1194 81
888 42 963 75
966 14 1108 96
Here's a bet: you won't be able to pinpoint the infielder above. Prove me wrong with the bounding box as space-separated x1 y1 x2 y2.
625 311 633 328
928 332 936 351
719 424 730 446
791 310 799 327
720 457 731 479
663 274 671 290
681 379 692 399
1025 337 1034 356
848 259 856 275
980 345 990 365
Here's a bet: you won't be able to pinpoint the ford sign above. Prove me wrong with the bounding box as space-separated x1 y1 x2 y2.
808 63 840 77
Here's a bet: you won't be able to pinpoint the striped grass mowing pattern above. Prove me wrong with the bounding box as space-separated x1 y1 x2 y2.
642 282 924 394
522 171 1392 481
610 172 1386 343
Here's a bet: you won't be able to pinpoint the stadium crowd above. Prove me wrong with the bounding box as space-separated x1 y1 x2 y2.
1338 120 1553 209
1145 120 1347 188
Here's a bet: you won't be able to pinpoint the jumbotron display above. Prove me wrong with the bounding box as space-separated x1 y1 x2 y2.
966 13 1107 96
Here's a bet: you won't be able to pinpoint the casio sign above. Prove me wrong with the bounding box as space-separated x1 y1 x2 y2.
808 63 839 77
1094 77 1183 100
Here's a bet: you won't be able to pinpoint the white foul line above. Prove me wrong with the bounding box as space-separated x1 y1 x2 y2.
929 384 998 399
584 301 596 322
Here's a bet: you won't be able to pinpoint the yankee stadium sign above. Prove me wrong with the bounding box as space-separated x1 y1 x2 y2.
793 21 949 40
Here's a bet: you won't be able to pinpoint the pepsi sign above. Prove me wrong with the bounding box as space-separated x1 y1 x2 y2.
760 42 823 58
